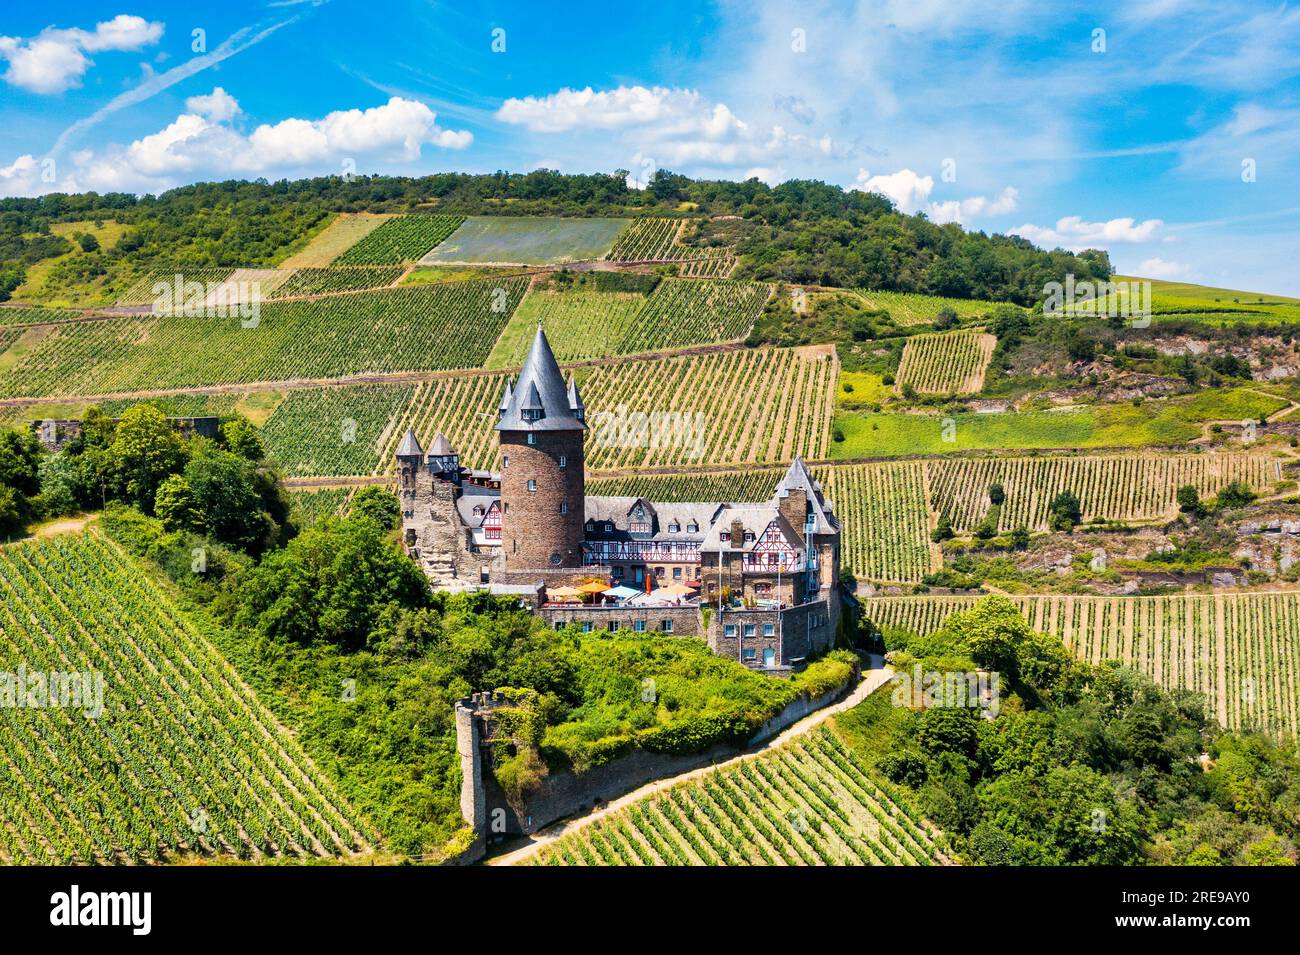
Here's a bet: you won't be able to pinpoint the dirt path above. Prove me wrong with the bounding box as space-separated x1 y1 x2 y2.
30 515 96 538
486 657 895 867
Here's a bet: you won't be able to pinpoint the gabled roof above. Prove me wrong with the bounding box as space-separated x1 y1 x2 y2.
773 456 838 534
396 428 423 458
698 505 802 553
497 326 586 432
428 432 457 456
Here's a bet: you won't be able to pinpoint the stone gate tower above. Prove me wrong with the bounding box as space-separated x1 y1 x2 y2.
496 326 587 571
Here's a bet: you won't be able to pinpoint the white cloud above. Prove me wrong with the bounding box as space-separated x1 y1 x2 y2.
7 93 472 196
497 85 835 170
853 167 933 213
1011 215 1163 250
854 168 1018 223
185 87 241 123
1137 257 1192 279
0 14 163 94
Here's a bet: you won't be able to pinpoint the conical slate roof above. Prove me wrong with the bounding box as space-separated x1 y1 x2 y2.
498 379 513 413
396 428 423 458
496 326 587 431
428 432 457 456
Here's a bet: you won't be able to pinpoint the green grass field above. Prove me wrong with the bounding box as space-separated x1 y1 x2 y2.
830 388 1288 458
421 216 629 265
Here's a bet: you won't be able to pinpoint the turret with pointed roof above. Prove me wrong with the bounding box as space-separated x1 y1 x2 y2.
495 325 587 571
396 428 424 461
497 326 587 432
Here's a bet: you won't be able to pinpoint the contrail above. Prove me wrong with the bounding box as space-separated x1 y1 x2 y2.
50 16 301 157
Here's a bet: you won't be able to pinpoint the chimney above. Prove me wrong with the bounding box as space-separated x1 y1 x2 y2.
779 487 808 546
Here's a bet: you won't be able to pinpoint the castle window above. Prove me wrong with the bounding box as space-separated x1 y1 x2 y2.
560 502 569 514
527 433 537 445
720 531 730 542
605 522 612 532
742 647 757 662
503 455 509 468
660 619 674 634
673 567 682 580
634 620 646 633
527 480 537 492
586 521 594 531
613 566 624 579
687 522 698 533
763 623 775 637
559 455 567 469
581 621 593 634
522 408 543 423
473 506 484 517
550 552 562 565
608 620 620 632
743 624 756 638
744 531 755 543
668 522 680 533
576 409 584 420
724 624 737 638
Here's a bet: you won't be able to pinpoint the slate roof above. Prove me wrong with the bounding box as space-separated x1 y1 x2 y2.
428 432 457 456
396 429 423 458
497 326 586 432
697 505 803 553
773 456 839 534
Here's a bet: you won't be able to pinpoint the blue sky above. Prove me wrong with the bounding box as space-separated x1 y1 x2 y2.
2 0 1299 293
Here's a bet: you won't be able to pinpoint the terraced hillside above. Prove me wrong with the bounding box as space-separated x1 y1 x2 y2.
0 532 374 864
928 452 1281 532
0 279 528 398
864 593 1300 735
529 728 946 866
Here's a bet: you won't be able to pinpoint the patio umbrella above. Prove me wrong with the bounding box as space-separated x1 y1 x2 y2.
657 583 695 597
603 585 642 601
577 580 609 594
548 586 583 602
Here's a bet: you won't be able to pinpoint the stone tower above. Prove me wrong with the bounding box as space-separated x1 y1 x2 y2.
496 326 587 571
395 427 424 516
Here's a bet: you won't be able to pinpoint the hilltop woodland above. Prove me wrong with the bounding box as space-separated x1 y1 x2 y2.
0 169 1109 305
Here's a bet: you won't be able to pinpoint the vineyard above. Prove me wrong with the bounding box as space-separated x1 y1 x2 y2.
894 330 997 395
605 218 736 276
854 289 1012 327
422 216 629 265
279 213 387 267
332 214 465 265
486 289 649 367
261 383 416 477
580 345 837 470
628 278 770 352
116 268 235 307
0 533 374 863
528 728 945 866
864 593 1300 734
288 487 353 526
268 266 404 298
486 278 767 366
0 279 528 398
927 452 1280 532
377 374 508 472
820 462 935 582
587 468 784 503
0 305 85 326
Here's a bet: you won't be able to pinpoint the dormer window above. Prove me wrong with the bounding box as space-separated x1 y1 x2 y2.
575 409 584 420
687 522 698 533
473 506 484 517
522 408 543 422
668 522 680 533
586 521 595 532
744 531 755 543
720 531 730 542
605 522 612 532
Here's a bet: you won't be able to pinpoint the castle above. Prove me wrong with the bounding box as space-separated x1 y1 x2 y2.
398 326 842 673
